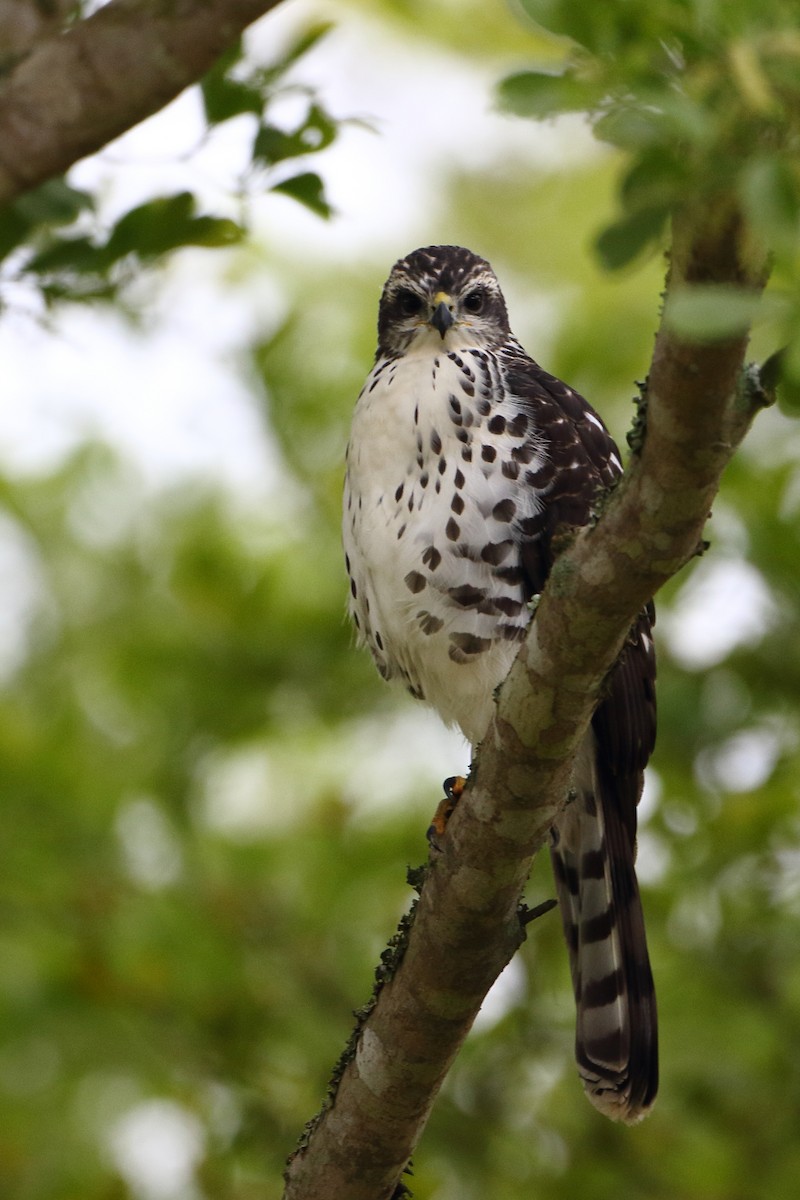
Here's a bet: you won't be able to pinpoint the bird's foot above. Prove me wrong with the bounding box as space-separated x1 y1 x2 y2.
427 775 467 848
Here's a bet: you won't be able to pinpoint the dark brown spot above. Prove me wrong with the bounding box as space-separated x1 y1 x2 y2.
422 545 441 570
480 540 513 565
449 631 491 655
454 468 465 489
394 482 404 502
461 446 472 462
460 380 475 397
446 517 460 541
494 596 524 617
495 565 524 585
492 498 516 522
481 444 497 463
498 623 526 642
397 524 406 539
476 398 491 416
407 495 414 512
449 394 462 417
419 471 429 488
525 466 549 487
375 631 384 651
448 584 487 607
488 413 506 434
417 610 444 635
350 578 357 599
501 459 520 480
430 429 442 454
345 553 351 573
438 457 447 475
450 493 464 515
508 412 529 437
404 571 426 594
512 444 535 464
456 428 470 444
519 516 541 536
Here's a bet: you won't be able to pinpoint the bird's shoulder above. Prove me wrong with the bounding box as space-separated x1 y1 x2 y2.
497 340 622 489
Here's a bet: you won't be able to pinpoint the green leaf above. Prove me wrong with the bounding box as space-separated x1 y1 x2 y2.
0 177 94 264
739 155 800 261
665 285 764 341
13 177 94 227
271 172 332 219
513 0 607 52
0 208 30 264
620 149 688 212
254 124 301 166
103 194 242 262
201 40 263 124
776 335 800 415
254 104 338 167
497 68 598 118
595 206 669 269
202 72 264 125
264 21 333 82
25 235 105 275
593 104 666 150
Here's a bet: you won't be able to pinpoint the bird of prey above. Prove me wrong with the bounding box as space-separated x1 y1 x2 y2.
342 244 657 1123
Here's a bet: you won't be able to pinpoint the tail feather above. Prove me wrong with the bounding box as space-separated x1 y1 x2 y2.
550 747 657 1123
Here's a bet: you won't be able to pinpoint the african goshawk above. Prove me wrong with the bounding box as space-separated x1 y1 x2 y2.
342 245 657 1123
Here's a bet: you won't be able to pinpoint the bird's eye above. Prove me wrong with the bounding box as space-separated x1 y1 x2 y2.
463 289 485 315
397 290 423 317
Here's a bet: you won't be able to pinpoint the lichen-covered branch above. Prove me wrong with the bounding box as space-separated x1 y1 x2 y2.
282 206 772 1200
0 0 283 205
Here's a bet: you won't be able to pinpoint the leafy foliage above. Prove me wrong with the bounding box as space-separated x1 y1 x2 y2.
0 26 341 308
500 0 800 406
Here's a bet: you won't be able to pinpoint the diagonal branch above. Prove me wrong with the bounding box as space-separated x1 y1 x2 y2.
282 205 773 1199
0 0 284 205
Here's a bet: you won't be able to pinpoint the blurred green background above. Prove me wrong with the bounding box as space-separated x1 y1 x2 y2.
2 2 800 1197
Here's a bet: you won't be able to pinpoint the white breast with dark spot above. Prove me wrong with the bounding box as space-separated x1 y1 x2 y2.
343 338 547 744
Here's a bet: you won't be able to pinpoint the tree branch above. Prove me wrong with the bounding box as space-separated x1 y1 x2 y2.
282 207 773 1199
0 0 283 205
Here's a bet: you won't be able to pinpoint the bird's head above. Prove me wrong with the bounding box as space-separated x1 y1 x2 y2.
376 245 511 357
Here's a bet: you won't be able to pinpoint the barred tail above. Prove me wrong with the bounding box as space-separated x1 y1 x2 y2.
550 752 658 1123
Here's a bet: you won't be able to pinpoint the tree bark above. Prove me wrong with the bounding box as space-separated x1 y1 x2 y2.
0 0 283 205
282 206 772 1199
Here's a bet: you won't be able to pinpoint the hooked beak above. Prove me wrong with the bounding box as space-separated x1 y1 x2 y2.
430 291 454 338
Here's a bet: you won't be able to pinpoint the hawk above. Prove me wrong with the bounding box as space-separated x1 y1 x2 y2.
343 245 657 1123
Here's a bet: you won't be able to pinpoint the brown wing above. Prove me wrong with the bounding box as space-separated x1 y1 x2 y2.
500 345 657 823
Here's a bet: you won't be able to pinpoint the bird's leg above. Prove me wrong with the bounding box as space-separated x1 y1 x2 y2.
427 775 467 847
